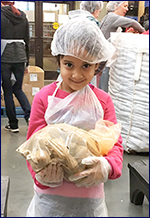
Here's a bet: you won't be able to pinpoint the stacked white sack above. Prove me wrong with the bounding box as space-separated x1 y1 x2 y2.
109 33 149 153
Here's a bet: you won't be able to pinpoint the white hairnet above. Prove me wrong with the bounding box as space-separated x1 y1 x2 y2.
51 18 116 64
106 1 125 12
80 1 103 13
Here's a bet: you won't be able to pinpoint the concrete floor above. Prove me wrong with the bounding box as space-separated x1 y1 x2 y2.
1 117 149 217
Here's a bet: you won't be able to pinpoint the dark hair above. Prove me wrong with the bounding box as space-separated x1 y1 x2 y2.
56 55 64 67
95 61 107 75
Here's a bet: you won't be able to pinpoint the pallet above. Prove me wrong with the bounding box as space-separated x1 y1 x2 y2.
1 107 24 118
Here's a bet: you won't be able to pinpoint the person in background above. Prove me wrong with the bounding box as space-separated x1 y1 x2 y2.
26 17 123 217
99 1 145 92
68 1 103 29
1 1 31 133
139 4 149 31
79 1 103 23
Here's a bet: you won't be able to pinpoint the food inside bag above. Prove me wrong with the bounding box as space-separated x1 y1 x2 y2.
16 119 121 180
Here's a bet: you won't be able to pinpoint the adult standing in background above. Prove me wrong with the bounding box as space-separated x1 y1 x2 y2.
1 1 31 133
99 1 145 92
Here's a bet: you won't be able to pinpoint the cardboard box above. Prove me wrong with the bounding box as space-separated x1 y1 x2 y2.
27 66 44 89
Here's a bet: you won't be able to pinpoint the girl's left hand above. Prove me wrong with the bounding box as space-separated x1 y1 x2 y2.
69 156 111 188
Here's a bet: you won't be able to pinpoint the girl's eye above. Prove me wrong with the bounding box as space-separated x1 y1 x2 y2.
65 63 73 68
83 64 91 69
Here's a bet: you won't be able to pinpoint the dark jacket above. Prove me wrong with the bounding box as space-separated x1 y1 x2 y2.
1 5 30 66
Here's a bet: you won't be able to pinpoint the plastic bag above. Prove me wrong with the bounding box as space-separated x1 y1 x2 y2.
89 119 121 156
45 82 104 130
16 119 121 180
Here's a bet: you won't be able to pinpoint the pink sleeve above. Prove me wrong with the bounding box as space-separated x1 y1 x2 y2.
27 83 57 139
27 93 47 139
102 93 123 179
105 135 123 179
26 88 51 189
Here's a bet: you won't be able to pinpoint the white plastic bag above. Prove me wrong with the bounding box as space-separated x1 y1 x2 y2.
45 80 104 130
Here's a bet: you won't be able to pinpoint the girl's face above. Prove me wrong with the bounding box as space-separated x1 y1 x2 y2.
115 1 128 16
59 56 98 93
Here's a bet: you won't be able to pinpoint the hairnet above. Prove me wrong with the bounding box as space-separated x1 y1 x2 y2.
80 1 103 13
106 1 125 12
51 18 116 64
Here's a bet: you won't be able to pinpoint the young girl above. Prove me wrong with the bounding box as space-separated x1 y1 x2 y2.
26 18 123 217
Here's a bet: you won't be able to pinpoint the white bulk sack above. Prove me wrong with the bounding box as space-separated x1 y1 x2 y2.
109 32 149 153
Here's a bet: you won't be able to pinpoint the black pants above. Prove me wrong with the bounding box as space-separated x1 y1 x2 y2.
1 63 31 128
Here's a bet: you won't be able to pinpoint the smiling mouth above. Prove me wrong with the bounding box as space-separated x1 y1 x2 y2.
70 79 85 84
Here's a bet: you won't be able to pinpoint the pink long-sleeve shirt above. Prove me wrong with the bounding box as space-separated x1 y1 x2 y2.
26 82 123 198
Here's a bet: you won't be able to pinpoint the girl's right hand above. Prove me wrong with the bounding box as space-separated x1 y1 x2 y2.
35 162 64 187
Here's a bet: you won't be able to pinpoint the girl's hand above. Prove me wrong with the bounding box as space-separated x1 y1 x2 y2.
35 162 64 187
69 156 111 188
